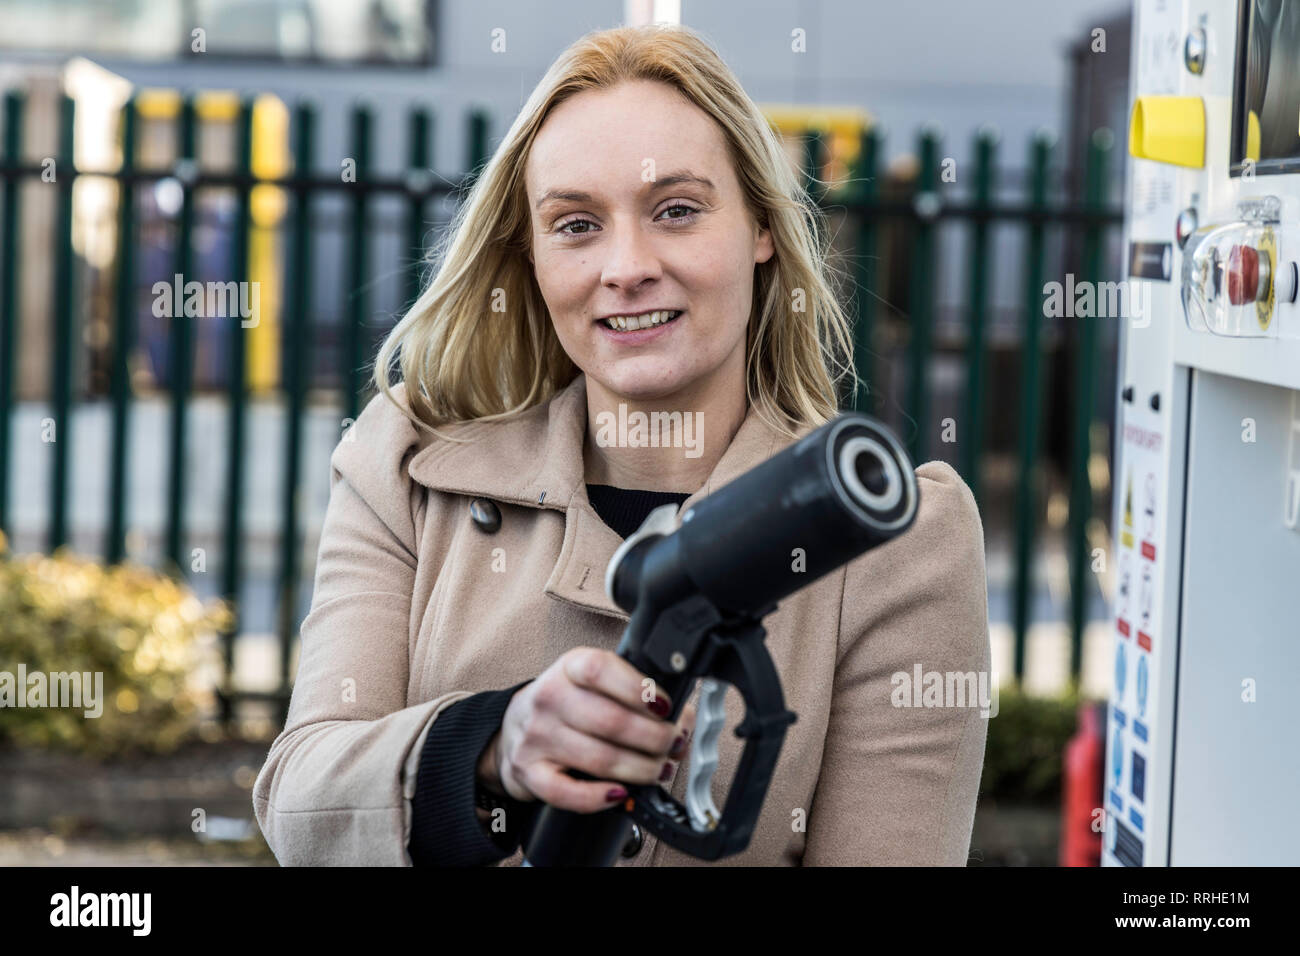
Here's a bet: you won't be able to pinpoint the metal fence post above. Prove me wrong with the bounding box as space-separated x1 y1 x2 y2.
848 126 881 414
165 95 197 574
219 97 256 726
48 95 76 552
1012 131 1054 685
276 101 316 727
961 128 997 509
906 127 940 464
405 107 431 311
0 91 22 538
466 109 489 184
1068 127 1113 682
343 104 371 426
106 98 137 566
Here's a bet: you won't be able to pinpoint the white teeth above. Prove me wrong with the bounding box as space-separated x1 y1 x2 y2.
603 310 680 331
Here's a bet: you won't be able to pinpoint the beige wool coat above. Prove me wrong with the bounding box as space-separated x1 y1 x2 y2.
252 371 992 866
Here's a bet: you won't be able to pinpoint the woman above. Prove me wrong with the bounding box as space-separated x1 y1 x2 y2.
252 23 991 867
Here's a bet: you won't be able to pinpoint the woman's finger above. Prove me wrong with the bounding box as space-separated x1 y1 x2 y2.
559 684 683 757
523 759 635 815
562 647 674 718
547 722 670 786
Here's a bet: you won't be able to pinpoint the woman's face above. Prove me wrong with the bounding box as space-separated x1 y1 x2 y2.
525 79 774 404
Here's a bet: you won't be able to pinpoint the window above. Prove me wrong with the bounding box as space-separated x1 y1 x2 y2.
0 0 436 66
1231 0 1300 174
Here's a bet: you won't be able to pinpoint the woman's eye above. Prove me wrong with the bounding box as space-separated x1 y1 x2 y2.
555 204 699 237
659 204 699 222
557 218 595 235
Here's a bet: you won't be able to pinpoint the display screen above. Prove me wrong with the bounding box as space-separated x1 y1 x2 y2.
1232 0 1300 174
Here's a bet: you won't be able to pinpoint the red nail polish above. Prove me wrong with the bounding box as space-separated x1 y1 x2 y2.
659 761 673 782
669 734 686 758
605 787 627 801
648 698 670 718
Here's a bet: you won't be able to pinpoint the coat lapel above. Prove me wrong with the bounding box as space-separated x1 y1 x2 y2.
406 372 808 620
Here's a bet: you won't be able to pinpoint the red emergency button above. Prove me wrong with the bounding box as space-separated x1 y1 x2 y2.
1225 244 1267 305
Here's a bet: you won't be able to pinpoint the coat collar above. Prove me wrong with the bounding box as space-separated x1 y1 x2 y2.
406 372 809 620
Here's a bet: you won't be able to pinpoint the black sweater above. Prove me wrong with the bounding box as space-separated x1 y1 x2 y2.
407 484 692 865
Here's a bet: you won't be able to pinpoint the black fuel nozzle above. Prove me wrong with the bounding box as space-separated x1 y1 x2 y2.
521 412 919 866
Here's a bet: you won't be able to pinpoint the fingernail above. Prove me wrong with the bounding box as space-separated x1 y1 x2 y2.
647 698 670 718
605 787 627 802
669 734 686 758
659 761 673 782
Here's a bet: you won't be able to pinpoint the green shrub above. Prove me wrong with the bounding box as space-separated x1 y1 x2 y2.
979 684 1091 804
0 531 232 758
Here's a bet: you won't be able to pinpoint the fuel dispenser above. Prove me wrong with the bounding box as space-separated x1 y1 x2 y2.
1106 0 1300 865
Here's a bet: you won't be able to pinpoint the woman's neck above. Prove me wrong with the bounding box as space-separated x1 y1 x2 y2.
582 371 746 493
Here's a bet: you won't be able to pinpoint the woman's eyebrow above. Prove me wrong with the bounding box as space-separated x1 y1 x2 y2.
534 171 716 211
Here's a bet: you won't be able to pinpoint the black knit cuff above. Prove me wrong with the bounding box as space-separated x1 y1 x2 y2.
409 679 536 866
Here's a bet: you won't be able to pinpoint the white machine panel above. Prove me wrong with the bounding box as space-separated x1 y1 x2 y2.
1106 0 1300 866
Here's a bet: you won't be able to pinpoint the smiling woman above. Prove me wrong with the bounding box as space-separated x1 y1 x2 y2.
373 23 855 458
525 78 775 494
252 22 990 868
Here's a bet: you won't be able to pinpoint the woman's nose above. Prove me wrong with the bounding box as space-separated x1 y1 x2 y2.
600 222 662 289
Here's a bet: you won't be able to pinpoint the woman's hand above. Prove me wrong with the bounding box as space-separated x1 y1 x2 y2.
478 647 696 813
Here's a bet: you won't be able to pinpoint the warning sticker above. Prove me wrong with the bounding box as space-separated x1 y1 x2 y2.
1109 408 1165 865
1122 472 1135 550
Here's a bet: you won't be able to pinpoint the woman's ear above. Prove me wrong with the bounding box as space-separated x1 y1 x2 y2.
755 224 775 265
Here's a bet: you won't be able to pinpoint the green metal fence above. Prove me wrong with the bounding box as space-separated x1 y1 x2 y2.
0 92 1123 726
817 122 1121 690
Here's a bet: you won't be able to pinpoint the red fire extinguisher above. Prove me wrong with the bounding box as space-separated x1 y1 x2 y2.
1059 700 1106 866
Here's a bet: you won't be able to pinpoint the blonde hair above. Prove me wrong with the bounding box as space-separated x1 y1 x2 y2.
372 23 857 443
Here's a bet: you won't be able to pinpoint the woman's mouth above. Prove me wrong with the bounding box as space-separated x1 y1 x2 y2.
595 310 683 344
597 309 683 332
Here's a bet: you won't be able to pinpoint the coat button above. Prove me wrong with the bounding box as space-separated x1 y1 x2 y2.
469 498 501 533
620 822 644 858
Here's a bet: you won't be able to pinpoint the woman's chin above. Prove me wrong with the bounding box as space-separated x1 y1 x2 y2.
591 363 696 403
